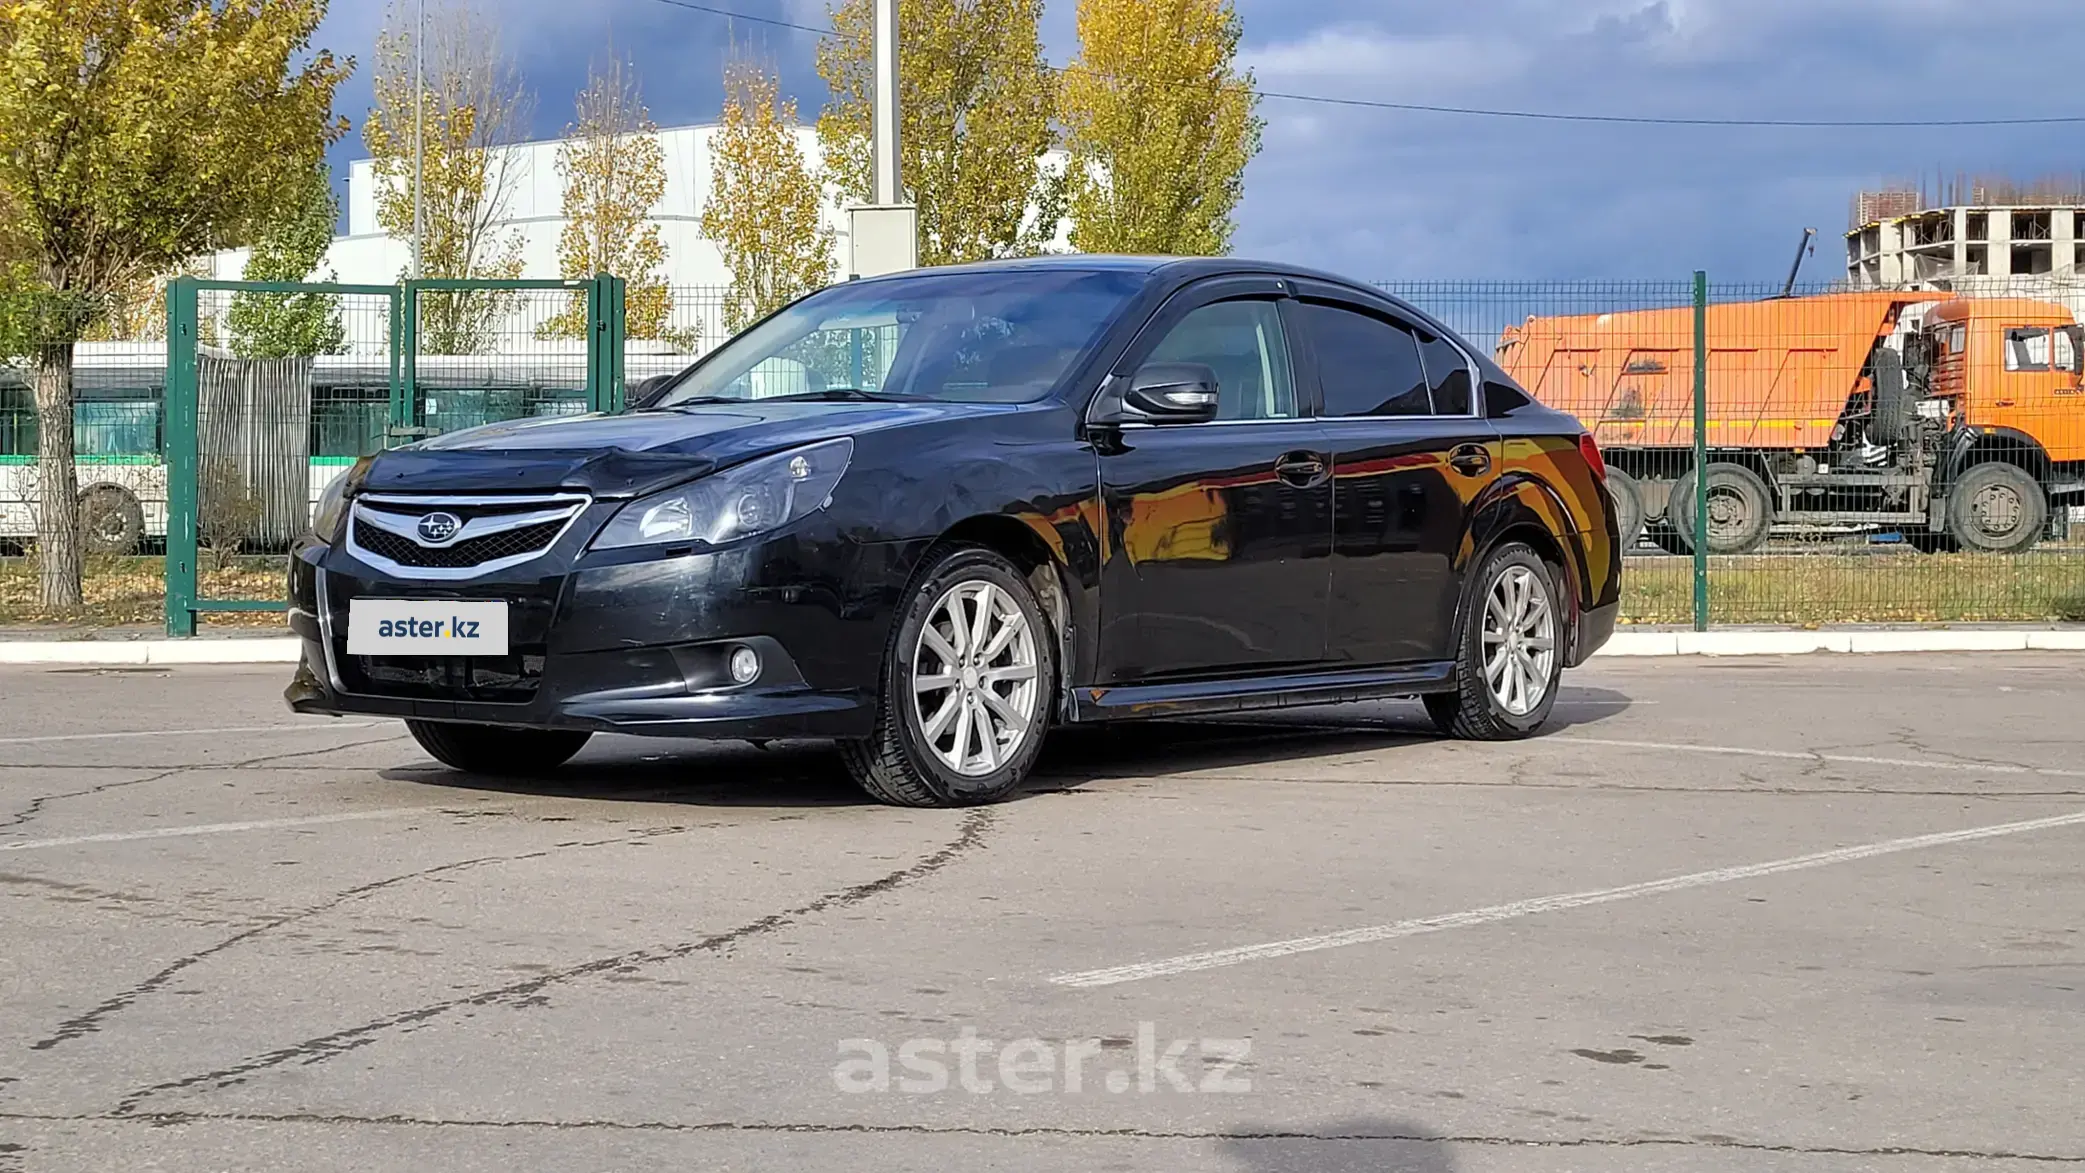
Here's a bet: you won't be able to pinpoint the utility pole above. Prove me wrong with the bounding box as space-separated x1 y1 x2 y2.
872 0 900 207
847 0 917 278
411 0 425 279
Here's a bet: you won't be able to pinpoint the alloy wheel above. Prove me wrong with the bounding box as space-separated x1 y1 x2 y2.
1481 565 1556 717
909 580 1041 777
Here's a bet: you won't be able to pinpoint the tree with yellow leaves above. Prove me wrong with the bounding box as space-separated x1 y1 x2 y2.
362 0 529 354
0 0 348 607
1058 0 1262 256
817 0 1062 266
702 62 835 334
539 57 693 348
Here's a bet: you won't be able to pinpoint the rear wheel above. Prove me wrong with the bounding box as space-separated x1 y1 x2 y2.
841 547 1055 807
1603 468 1646 553
1946 462 2046 554
1670 463 1773 555
1425 542 1563 741
405 721 592 775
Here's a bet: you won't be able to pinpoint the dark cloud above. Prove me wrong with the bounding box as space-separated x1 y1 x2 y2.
315 0 2084 280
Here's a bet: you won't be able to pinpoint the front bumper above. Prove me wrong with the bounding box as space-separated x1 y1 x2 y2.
285 533 886 741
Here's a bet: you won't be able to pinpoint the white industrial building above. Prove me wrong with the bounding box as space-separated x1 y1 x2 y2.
208 122 1071 295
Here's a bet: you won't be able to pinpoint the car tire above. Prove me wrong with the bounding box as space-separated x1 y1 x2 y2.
1604 468 1647 554
405 720 592 775
1424 542 1564 741
840 546 1056 808
78 484 145 556
1946 462 2046 554
1670 463 1773 555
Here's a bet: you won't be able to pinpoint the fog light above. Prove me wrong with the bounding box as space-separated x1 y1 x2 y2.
728 646 761 684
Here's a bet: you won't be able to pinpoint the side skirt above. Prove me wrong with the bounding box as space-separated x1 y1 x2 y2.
1070 662 1458 723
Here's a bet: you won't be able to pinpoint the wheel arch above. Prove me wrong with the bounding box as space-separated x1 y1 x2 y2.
1459 474 1596 660
1943 426 2053 491
923 513 1079 721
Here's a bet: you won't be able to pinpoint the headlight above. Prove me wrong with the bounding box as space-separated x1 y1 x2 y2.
310 457 369 541
592 438 854 551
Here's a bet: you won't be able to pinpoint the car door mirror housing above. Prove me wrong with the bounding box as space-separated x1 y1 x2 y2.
629 373 674 407
1113 362 1221 424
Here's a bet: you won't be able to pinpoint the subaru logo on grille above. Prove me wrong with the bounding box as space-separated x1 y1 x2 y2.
416 511 463 544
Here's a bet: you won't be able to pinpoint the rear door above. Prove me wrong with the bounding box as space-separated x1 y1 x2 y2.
1292 288 1499 666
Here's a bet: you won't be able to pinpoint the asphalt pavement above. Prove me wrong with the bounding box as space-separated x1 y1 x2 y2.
2 654 2082 1171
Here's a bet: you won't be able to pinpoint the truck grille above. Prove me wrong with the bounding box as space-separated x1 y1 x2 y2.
347 494 588 579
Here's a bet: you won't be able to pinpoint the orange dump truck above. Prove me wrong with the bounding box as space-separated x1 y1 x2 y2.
1496 292 2085 553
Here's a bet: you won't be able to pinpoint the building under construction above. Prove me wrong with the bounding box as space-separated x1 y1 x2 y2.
1846 176 2085 289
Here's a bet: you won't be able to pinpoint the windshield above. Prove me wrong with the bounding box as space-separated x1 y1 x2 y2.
650 269 1144 408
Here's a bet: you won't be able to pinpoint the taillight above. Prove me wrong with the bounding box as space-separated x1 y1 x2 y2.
1577 432 1607 483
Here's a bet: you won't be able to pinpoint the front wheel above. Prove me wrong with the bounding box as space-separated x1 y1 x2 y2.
1946 462 2046 554
1426 542 1564 741
840 547 1056 807
405 721 592 775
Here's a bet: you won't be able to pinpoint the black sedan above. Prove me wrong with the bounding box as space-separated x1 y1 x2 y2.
287 257 1621 806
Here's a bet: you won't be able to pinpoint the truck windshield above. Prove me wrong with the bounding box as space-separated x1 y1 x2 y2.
649 269 1145 408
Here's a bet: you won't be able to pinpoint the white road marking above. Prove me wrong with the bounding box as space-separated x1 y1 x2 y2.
0 808 434 853
0 721 386 747
1050 807 2085 988
1555 736 2085 779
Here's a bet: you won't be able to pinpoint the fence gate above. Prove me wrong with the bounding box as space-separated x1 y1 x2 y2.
163 275 626 635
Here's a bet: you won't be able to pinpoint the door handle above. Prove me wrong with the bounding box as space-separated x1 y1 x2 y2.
1275 450 1330 488
1448 443 1492 477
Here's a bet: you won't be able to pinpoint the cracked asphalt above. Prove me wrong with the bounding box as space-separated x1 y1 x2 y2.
1 654 2082 1171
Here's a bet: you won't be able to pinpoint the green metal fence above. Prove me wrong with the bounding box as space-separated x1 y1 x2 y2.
6 272 2061 634
161 276 626 635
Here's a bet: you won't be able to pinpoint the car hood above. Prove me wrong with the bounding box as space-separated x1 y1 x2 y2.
358 400 969 498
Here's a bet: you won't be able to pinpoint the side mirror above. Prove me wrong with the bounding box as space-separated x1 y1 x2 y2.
1117 362 1221 424
629 373 673 406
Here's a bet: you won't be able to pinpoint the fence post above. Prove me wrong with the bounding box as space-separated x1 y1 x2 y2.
585 273 626 415
163 277 200 637
1691 270 1709 633
397 280 419 441
608 275 626 413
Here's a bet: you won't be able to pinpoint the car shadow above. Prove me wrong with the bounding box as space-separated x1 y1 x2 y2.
377 688 1637 810
1215 1116 1460 1173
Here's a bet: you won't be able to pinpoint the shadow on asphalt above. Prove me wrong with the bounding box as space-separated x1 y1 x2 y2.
1215 1117 1460 1172
376 688 1635 810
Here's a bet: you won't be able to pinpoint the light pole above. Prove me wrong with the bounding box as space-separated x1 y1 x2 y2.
846 0 917 278
411 0 425 279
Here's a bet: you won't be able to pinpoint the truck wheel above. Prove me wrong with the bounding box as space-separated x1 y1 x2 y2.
1604 468 1647 554
78 484 145 555
1946 462 2046 554
1670 464 1772 555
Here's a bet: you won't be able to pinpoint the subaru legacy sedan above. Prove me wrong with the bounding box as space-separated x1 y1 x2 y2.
287 257 1621 806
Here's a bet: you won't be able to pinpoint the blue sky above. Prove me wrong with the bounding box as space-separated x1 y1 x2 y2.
315 0 2084 282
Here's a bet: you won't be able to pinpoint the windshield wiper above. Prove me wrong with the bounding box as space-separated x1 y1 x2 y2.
763 388 927 403
653 396 748 410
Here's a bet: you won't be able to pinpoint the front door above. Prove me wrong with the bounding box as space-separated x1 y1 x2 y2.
1096 288 1333 683
1291 290 1499 666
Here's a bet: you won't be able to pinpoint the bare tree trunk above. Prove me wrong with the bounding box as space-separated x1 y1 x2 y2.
33 341 83 610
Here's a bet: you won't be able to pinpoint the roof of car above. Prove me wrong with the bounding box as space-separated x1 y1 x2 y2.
858 253 1386 295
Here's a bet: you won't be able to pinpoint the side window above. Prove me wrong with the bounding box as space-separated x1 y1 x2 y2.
1144 299 1297 421
1418 331 1473 415
2005 327 2053 372
1298 301 1430 418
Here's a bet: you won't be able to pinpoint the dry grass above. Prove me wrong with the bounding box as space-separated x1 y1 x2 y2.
0 556 285 627
1621 551 2085 625
5 551 2083 632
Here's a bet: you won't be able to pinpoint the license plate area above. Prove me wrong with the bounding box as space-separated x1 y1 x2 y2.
347 599 510 656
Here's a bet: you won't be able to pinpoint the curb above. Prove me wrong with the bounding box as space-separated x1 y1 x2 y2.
2 631 2083 666
0 638 303 666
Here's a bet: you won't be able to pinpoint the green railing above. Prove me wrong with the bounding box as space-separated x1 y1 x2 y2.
161 275 627 635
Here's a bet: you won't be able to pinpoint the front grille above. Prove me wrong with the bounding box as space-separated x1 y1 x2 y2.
346 493 588 579
356 519 566 569
341 646 547 702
